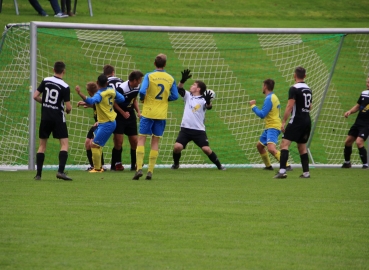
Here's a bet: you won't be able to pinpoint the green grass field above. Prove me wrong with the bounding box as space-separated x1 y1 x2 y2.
1 0 369 269
1 168 368 269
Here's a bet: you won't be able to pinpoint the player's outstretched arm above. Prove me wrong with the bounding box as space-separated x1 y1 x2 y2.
344 104 360 118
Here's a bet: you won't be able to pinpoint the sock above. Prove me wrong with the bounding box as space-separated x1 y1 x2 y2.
148 150 159 173
117 148 123 163
91 147 102 170
36 152 45 176
101 152 105 166
58 151 68 173
274 151 290 167
111 147 121 169
344 146 352 162
130 148 136 169
86 149 93 167
260 152 271 167
136 146 145 170
358 147 367 164
208 151 222 169
300 153 309 173
173 151 181 165
279 149 289 173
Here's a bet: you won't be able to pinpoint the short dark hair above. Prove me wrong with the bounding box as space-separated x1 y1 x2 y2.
263 79 275 91
129 70 144 82
155 54 167 68
295 66 306 79
103 64 115 76
54 61 65 74
97 74 108 87
195 80 207 95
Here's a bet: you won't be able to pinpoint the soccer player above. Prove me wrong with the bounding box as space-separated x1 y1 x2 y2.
33 61 72 181
132 53 179 180
111 71 144 171
103 64 125 171
341 77 369 169
171 69 226 170
250 79 291 171
75 74 125 173
75 82 105 171
274 66 312 179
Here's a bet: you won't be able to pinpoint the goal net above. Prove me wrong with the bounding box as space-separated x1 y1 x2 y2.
1 23 369 169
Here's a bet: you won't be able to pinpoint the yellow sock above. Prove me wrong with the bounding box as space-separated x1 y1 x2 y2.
274 151 289 166
148 150 158 173
91 147 102 170
136 145 145 170
261 152 271 167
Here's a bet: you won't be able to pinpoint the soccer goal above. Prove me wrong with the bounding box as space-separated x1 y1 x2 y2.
1 22 369 170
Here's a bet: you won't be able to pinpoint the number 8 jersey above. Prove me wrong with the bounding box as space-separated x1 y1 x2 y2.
288 82 312 124
37 76 70 122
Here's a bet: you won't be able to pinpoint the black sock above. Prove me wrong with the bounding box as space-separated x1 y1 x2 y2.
208 151 222 169
130 148 136 169
101 152 105 166
86 149 93 166
58 151 68 173
358 147 367 164
300 153 309 173
111 148 121 169
280 149 289 170
173 151 181 165
36 152 45 176
344 146 352 162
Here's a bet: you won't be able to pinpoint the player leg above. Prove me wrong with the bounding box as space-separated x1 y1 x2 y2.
133 116 152 180
85 126 95 170
91 122 116 172
195 131 225 170
342 124 358 168
296 122 311 178
172 128 190 169
274 138 292 178
257 130 272 169
54 122 72 180
128 135 138 171
355 127 369 168
111 120 124 171
35 138 47 180
266 128 291 171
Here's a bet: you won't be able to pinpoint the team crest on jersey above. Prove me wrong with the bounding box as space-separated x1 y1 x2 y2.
191 104 201 112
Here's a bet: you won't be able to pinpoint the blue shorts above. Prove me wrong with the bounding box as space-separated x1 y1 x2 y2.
259 128 281 146
93 121 116 147
139 116 166 137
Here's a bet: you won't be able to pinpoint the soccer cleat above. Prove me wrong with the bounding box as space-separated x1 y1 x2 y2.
299 174 310 178
86 166 94 171
34 175 41 180
263 166 273 170
286 165 293 171
273 172 287 179
115 162 124 171
89 169 103 173
132 169 143 180
218 165 226 170
54 13 69 18
56 172 72 181
362 165 369 169
341 162 352 168
145 172 152 180
171 164 179 170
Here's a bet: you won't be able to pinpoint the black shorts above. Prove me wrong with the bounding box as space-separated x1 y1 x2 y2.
113 117 138 136
87 125 98 139
283 120 311 144
175 127 209 149
39 120 68 139
348 123 369 140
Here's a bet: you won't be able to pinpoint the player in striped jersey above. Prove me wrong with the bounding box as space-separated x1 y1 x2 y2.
75 74 125 173
132 53 179 180
250 79 291 171
111 71 144 171
275 66 312 179
33 61 72 181
341 77 369 169
171 69 225 170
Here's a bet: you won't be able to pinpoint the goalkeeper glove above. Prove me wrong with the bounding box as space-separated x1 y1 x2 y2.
180 69 192 84
203 90 213 105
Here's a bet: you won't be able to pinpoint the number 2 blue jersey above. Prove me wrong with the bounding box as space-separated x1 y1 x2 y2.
139 70 179 119
37 76 70 122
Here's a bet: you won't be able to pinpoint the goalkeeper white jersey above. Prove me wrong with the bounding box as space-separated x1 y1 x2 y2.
180 91 207 131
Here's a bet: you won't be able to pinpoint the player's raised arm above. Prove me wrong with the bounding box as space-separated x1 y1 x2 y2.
177 69 192 97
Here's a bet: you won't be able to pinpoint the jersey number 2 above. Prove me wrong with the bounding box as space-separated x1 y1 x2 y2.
155 84 164 100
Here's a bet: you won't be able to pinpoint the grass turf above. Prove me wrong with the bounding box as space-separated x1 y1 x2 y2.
0 168 368 269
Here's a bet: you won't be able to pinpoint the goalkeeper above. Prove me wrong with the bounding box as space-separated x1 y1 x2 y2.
171 69 226 170
249 79 291 171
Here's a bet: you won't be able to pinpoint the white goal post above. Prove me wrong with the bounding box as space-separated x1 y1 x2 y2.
1 22 369 170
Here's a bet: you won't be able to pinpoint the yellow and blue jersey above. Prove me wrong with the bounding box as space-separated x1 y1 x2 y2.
85 87 125 123
139 70 179 119
251 92 281 130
